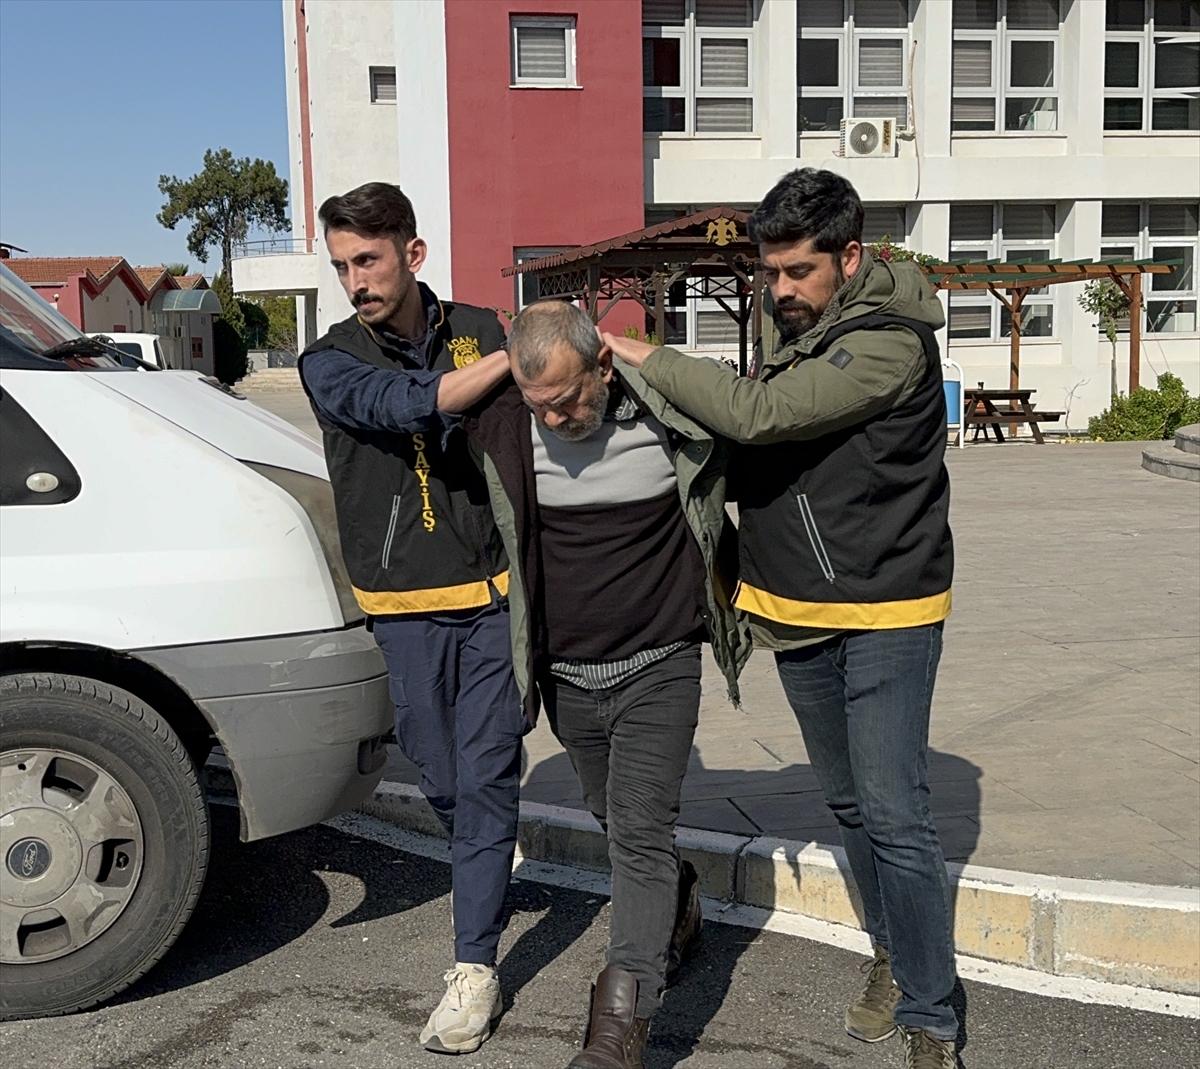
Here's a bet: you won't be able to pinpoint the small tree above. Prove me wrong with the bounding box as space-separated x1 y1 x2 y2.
157 148 289 274
1078 279 1131 399
164 262 190 276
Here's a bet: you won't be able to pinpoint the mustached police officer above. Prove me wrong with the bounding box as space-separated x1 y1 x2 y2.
299 182 521 1056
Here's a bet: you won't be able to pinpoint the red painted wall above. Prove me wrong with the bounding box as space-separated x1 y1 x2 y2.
444 0 644 328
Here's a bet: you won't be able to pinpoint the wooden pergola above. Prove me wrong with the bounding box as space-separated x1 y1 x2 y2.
503 207 763 375
921 258 1178 393
504 209 1180 391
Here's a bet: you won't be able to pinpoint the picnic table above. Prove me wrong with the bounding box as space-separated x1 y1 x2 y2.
964 388 1063 445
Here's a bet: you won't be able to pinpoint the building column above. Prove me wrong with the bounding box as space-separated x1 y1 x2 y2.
395 0 453 298
910 0 952 166
1057 199 1106 427
908 201 950 363
1062 0 1106 157
760 0 797 160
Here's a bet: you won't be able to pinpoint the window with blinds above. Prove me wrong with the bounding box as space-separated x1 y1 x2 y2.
1104 1 1199 132
797 1 911 135
952 0 1062 133
511 16 577 87
643 0 755 135
1101 201 1200 332
948 203 1059 340
862 204 907 243
370 67 397 104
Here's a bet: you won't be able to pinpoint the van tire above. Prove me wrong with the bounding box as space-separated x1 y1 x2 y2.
0 673 209 1020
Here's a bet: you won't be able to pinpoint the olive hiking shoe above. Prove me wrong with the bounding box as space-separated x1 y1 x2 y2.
420 962 502 1054
845 945 902 1043
901 1026 957 1068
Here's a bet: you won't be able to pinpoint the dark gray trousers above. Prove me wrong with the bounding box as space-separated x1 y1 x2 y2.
544 644 701 1018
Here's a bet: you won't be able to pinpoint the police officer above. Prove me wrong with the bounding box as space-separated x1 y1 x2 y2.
299 182 521 1056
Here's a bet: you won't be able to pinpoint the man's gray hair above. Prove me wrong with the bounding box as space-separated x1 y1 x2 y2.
508 300 601 378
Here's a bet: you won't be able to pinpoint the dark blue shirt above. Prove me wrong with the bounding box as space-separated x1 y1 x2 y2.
301 282 454 436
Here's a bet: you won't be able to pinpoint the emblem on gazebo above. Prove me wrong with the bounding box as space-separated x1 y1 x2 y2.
706 219 739 246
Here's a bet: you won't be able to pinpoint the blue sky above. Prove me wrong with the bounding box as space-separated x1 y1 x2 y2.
0 0 289 274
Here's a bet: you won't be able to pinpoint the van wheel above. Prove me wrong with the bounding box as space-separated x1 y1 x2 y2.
0 673 209 1019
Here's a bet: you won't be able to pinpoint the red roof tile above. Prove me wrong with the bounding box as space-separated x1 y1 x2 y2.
6 256 125 286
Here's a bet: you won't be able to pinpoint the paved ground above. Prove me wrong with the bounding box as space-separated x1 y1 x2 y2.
3 808 1195 1069
242 372 1200 887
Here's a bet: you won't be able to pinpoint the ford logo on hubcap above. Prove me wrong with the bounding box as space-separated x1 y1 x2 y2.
7 838 52 880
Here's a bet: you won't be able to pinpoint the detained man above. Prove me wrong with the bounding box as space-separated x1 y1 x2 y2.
464 301 751 1069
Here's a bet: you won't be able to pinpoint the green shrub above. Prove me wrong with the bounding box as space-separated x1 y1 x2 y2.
1088 373 1200 441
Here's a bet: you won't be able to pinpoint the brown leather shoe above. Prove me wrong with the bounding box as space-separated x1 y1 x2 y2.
567 967 650 1069
665 858 703 987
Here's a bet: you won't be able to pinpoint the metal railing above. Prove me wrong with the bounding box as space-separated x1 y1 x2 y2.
232 237 314 258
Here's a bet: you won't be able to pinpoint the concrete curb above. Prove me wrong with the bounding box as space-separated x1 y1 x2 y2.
361 780 1200 997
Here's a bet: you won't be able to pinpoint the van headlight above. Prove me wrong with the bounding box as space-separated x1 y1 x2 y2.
241 461 365 626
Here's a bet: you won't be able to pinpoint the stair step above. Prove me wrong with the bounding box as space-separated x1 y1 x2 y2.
1143 439 1200 482
1175 423 1200 457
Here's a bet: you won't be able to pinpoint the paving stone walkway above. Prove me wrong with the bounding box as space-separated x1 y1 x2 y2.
242 373 1200 887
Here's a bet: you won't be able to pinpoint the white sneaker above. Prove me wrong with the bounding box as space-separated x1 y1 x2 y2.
419 963 502 1054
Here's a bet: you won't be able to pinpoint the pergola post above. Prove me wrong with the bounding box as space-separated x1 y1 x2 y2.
750 267 763 377
1009 288 1024 392
586 263 601 323
737 282 749 376
1129 270 1142 393
653 275 666 346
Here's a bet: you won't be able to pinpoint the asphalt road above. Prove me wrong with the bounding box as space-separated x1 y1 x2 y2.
2 807 1195 1069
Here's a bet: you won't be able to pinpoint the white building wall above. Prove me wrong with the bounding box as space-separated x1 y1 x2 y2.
280 0 401 336
81 280 146 334
642 0 1199 426
394 0 453 298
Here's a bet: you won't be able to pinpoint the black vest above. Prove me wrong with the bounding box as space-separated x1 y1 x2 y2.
301 304 508 615
734 314 954 630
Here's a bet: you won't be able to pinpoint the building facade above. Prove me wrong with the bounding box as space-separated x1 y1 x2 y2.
233 0 1199 426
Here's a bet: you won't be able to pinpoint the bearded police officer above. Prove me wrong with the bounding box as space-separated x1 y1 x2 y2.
299 183 521 1056
605 169 959 1069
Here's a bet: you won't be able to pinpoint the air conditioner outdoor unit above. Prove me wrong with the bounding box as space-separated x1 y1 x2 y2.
839 117 897 158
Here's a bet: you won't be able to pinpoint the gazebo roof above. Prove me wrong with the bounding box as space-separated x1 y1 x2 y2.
502 207 753 278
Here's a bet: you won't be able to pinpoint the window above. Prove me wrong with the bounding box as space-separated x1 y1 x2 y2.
1104 1 1199 131
511 16 577 87
862 204 907 243
643 0 755 135
948 202 1057 340
952 0 1062 133
798 0 911 133
370 66 396 104
1102 201 1199 331
513 248 571 311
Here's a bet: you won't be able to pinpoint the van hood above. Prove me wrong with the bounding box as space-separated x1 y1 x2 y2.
95 370 327 480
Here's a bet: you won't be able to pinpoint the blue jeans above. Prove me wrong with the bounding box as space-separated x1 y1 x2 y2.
373 600 525 965
775 624 957 1041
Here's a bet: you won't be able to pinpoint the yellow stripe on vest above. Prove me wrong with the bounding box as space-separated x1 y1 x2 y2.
735 582 952 630
353 571 510 615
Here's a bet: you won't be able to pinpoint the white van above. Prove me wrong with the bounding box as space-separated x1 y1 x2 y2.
85 331 168 369
0 263 392 1018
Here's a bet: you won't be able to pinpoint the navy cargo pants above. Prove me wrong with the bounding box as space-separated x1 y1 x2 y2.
372 599 525 965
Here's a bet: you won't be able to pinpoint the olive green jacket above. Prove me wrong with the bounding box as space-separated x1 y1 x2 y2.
465 361 753 725
639 252 946 445
638 253 948 650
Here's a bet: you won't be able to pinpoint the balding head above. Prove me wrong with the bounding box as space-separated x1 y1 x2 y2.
508 301 602 379
507 301 614 441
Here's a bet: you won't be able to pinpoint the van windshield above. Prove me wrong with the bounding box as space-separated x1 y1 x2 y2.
1 263 122 369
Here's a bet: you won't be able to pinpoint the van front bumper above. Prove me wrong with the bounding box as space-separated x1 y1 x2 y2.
134 625 393 841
